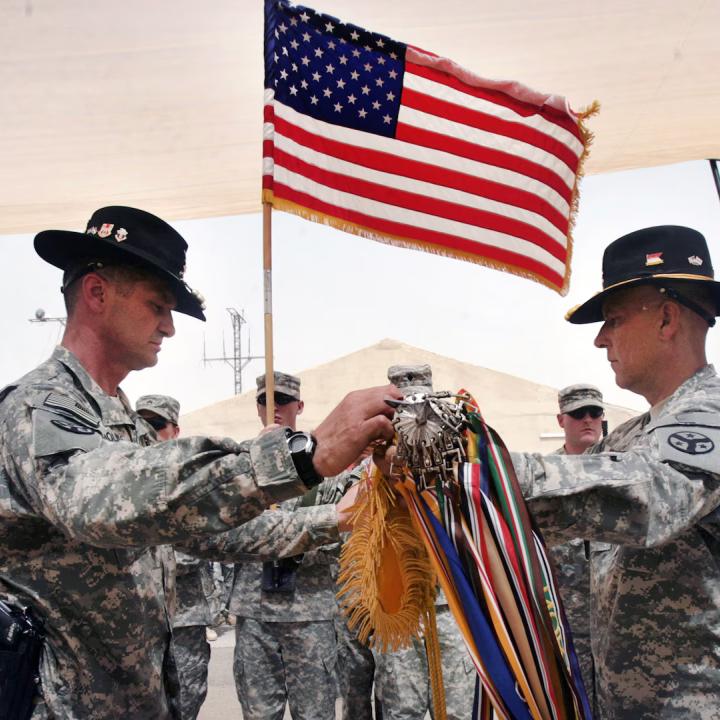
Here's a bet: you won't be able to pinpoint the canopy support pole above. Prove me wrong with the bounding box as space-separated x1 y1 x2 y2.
710 160 720 206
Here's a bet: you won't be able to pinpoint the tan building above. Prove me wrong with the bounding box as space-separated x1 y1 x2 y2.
181 339 636 453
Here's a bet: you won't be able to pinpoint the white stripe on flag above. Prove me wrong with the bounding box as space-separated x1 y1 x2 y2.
267 101 571 216
398 105 577 190
272 131 568 247
404 70 585 157
272 164 567 276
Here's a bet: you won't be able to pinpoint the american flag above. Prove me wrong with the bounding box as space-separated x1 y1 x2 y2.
263 0 595 294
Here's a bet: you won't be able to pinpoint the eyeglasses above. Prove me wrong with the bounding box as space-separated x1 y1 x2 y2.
257 392 297 407
144 415 170 431
566 406 603 420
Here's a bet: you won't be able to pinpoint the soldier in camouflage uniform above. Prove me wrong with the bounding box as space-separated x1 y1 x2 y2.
0 206 400 719
510 226 720 719
335 616 376 720
551 383 606 713
231 372 342 720
373 365 475 720
136 394 214 720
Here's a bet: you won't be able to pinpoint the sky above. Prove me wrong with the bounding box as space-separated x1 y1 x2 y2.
1 158 718 416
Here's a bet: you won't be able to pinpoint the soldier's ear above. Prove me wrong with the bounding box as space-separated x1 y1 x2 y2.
82 273 107 312
297 400 304 415
659 300 681 337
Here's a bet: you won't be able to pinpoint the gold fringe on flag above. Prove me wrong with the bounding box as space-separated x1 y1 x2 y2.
563 100 601 295
262 190 573 296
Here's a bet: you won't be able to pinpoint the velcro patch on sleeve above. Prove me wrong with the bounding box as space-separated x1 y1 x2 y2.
42 392 100 428
653 418 720 475
32 408 102 458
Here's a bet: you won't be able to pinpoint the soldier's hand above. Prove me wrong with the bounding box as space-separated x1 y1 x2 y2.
372 443 399 480
259 423 281 436
336 481 366 532
312 384 401 477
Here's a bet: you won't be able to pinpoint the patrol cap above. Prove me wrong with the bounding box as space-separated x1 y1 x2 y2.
558 384 604 414
566 225 720 325
256 372 301 401
387 364 433 396
34 206 206 321
136 394 180 425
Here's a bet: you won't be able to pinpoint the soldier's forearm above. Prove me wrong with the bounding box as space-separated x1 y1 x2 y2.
514 450 720 547
33 429 308 548
178 504 340 561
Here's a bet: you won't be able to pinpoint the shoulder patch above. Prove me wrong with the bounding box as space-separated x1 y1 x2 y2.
33 408 103 458
653 421 720 475
43 392 100 428
667 430 715 455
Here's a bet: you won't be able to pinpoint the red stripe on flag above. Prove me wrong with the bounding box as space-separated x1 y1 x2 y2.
406 60 583 140
396 122 573 204
270 114 569 233
402 87 580 172
274 147 567 261
271 181 565 289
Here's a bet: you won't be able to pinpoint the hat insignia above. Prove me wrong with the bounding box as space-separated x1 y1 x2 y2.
115 228 128 242
688 255 703 267
98 223 114 239
191 288 206 311
645 252 664 267
86 226 98 235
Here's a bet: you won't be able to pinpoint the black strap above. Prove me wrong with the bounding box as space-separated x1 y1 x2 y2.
659 286 716 327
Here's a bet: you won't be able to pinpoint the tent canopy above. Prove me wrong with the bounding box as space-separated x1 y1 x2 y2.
1 0 718 234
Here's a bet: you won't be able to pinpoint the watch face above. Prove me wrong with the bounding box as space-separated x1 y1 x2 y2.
288 432 310 453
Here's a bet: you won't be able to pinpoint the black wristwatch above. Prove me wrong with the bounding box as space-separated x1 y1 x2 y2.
285 430 323 489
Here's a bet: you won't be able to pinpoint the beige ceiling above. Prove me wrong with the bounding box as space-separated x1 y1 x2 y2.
2 0 718 235
180 339 637 454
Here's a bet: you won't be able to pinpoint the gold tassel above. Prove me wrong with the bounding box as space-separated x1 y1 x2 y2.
337 465 437 652
423 603 448 720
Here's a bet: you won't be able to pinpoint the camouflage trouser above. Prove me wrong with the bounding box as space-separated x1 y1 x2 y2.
335 615 375 720
233 617 338 720
172 625 211 720
373 606 476 720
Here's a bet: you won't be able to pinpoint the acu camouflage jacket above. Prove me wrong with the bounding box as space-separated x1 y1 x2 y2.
513 365 720 720
0 346 328 719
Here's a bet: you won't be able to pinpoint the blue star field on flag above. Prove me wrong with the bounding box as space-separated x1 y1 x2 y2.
265 0 405 137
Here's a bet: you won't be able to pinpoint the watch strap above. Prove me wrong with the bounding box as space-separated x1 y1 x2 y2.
285 430 323 489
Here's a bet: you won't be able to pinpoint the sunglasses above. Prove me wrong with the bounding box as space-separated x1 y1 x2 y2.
144 415 170 431
566 406 603 420
257 392 297 407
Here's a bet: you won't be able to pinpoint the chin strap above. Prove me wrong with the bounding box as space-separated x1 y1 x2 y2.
61 261 105 293
659 286 716 327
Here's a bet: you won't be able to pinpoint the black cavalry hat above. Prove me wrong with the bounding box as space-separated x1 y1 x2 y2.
566 225 720 325
34 206 206 320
